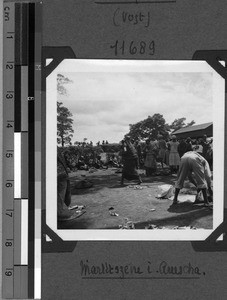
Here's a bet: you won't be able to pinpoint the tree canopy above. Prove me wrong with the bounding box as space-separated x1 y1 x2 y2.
170 118 195 132
126 115 196 141
57 74 73 96
126 114 170 141
57 74 74 147
57 102 74 147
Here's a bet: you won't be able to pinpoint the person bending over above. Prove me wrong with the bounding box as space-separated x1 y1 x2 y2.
172 151 213 207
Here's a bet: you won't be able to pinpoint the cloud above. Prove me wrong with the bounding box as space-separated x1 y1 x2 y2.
58 71 213 143
68 99 120 115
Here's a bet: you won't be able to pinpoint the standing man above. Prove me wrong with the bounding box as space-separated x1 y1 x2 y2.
172 151 213 206
177 138 187 158
201 135 209 159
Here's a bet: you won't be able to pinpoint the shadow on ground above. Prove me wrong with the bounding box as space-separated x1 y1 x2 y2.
126 207 212 229
58 215 93 229
167 201 208 213
58 205 212 230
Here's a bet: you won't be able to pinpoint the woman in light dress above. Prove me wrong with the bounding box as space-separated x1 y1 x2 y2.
168 135 180 173
157 135 167 169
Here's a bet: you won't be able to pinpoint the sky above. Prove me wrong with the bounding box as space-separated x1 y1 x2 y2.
57 71 213 144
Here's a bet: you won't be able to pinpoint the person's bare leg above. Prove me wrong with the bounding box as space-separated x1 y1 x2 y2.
201 188 211 206
194 188 203 203
121 173 124 185
208 186 213 197
187 174 205 204
161 159 164 169
137 175 142 185
172 188 180 205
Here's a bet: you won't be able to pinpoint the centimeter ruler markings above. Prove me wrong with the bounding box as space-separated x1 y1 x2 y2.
14 2 29 299
3 2 15 298
3 1 42 299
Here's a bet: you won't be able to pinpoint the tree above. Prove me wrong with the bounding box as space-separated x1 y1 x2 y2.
126 114 170 141
170 118 195 132
57 74 74 147
57 73 73 95
57 102 74 147
186 120 196 127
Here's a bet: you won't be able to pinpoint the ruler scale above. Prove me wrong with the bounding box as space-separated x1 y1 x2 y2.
3 1 42 298
3 3 15 298
14 2 29 299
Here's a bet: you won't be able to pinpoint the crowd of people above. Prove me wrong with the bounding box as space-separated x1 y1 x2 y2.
124 134 213 177
120 134 213 207
63 152 122 171
74 140 110 147
57 134 213 220
59 134 213 175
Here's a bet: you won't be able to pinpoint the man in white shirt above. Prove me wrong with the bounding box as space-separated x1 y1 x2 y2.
172 151 212 207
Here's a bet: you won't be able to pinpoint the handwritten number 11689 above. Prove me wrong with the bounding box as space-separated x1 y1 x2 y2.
110 40 155 56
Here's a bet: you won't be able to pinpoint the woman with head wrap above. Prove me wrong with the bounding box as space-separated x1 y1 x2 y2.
121 138 142 185
143 138 159 176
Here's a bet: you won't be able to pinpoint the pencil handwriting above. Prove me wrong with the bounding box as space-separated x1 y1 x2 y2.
113 8 150 27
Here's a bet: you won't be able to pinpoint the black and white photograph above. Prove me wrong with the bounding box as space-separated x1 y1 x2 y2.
46 59 224 240
2 1 227 299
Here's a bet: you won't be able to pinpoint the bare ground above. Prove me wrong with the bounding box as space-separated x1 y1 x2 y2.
58 167 213 230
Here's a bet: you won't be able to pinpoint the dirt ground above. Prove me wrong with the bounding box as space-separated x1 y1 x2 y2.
58 166 213 230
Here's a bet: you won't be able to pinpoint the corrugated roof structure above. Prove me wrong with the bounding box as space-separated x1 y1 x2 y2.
173 122 213 139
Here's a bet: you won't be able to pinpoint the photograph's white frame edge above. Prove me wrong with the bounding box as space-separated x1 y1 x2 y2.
46 59 225 241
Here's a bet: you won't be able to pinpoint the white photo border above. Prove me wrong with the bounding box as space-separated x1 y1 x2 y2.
46 59 225 241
